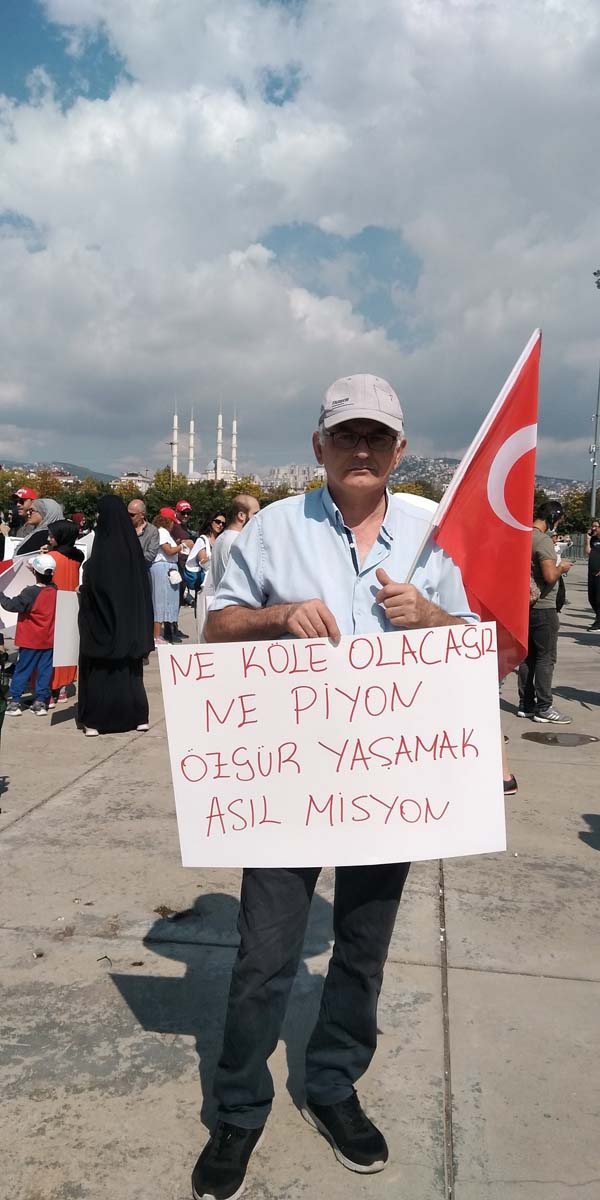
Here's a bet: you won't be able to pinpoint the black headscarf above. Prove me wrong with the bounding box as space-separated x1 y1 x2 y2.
48 520 85 563
78 495 154 660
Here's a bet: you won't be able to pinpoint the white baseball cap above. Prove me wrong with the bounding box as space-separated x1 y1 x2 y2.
320 374 404 435
30 553 57 577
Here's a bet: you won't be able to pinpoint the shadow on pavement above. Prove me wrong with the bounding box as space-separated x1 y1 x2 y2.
49 704 78 727
579 814 600 852
553 685 600 709
111 889 333 1130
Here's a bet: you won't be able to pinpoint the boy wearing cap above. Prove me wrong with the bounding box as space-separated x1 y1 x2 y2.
0 554 58 716
193 375 476 1200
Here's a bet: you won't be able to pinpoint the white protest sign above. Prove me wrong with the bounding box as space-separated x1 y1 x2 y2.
0 558 35 633
158 623 506 869
53 591 79 667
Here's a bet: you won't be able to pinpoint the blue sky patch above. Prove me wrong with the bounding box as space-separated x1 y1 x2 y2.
260 62 303 106
0 0 130 108
0 209 46 252
259 0 307 14
262 222 424 343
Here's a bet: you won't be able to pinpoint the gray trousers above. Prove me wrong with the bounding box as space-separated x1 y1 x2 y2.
518 607 559 712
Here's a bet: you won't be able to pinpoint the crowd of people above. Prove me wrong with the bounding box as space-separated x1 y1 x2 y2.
0 488 262 734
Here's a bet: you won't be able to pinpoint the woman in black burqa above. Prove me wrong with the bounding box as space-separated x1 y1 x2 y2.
78 495 154 736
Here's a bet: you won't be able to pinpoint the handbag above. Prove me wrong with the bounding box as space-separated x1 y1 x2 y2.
168 567 182 586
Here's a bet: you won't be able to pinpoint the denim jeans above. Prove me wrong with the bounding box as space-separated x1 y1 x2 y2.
213 862 410 1129
10 646 53 704
518 607 559 712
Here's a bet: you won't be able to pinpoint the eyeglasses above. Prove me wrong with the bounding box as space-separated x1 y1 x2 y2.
325 429 398 452
213 519 225 527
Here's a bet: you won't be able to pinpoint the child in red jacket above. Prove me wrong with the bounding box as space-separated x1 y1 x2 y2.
0 554 57 716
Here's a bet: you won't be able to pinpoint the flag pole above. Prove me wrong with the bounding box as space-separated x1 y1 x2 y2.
403 328 542 583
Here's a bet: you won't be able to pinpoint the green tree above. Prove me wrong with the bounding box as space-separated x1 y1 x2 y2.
112 481 145 504
0 469 35 510
391 479 442 503
563 488 597 532
145 466 190 516
262 483 292 504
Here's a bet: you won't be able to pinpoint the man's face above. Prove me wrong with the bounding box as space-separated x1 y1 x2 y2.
15 497 34 519
312 419 405 495
127 503 145 529
178 509 190 526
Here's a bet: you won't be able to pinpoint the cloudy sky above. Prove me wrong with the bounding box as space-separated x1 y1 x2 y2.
1 0 599 479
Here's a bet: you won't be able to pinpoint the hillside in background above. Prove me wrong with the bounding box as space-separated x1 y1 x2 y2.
391 455 587 497
0 459 114 482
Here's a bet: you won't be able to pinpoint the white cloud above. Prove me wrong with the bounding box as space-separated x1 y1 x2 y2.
0 0 598 477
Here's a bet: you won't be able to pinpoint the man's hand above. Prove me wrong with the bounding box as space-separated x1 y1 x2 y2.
560 560 572 574
375 569 433 628
284 599 341 643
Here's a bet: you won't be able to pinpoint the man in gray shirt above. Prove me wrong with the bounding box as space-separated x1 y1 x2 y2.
127 499 159 565
518 500 572 723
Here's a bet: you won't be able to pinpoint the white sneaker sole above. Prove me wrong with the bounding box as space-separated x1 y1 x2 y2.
191 1131 265 1200
301 1107 387 1174
533 715 571 724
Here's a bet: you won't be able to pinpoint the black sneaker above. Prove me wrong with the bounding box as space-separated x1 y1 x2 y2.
302 1089 388 1173
31 700 48 716
191 1121 264 1200
503 774 518 796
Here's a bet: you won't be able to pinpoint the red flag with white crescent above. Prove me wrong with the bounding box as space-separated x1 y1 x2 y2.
432 330 541 678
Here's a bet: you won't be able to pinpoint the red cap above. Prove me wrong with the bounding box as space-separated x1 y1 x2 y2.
159 507 177 520
175 500 192 512
13 487 39 501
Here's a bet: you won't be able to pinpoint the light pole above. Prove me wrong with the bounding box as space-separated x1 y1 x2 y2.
592 270 600 519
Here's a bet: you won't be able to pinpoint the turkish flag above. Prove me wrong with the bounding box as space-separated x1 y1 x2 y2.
432 330 541 678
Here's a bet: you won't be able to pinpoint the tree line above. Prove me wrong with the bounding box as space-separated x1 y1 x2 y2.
0 465 596 533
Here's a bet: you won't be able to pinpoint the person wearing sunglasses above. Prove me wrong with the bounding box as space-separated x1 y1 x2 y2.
193 375 476 1200
184 512 227 613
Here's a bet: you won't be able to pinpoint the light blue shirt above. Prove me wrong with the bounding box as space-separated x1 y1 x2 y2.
212 487 477 634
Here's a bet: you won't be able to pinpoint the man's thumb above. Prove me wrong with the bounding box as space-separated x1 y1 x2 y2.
376 567 391 586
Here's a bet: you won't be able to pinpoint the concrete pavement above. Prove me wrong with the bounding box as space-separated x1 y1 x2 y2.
1 563 599 1200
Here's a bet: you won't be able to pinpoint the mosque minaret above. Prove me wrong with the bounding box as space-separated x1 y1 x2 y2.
174 409 240 483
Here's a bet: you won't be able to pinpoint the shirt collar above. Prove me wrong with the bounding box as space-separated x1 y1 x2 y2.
321 485 394 543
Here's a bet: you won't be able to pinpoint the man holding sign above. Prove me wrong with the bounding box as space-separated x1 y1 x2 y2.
193 375 475 1200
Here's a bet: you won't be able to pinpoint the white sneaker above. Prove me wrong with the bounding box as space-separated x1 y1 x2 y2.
136 723 150 732
84 727 100 737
